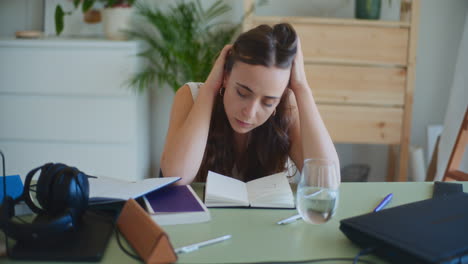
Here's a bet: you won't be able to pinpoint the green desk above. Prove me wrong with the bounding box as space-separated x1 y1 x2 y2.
2 182 467 264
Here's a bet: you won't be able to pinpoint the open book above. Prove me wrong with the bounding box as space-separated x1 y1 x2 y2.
143 185 210 226
88 176 180 204
205 171 295 208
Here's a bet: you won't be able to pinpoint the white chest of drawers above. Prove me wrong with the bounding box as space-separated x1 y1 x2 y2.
0 38 149 181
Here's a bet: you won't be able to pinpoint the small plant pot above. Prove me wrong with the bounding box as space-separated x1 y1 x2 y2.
355 0 381 20
102 7 133 40
83 9 102 24
400 0 412 22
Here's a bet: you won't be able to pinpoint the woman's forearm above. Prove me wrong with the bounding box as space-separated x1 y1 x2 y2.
294 84 340 168
160 86 216 184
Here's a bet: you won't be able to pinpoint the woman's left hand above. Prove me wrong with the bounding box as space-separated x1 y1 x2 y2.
290 38 310 93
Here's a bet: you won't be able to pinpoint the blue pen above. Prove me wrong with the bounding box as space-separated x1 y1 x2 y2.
373 193 393 212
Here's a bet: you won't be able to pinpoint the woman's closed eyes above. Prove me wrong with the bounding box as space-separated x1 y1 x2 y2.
236 88 276 108
236 89 248 98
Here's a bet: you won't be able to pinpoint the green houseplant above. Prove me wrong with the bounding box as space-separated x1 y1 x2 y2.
127 0 259 93
355 0 392 20
55 0 135 35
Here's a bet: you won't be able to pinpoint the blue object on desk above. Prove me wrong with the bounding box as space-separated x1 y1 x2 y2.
0 175 23 200
146 185 204 212
373 193 393 212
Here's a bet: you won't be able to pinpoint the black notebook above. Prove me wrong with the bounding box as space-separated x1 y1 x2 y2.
340 192 468 264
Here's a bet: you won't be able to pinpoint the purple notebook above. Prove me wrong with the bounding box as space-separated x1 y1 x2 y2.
145 185 204 213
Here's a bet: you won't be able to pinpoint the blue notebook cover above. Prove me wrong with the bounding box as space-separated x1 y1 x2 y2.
143 185 211 225
0 175 23 200
146 185 204 213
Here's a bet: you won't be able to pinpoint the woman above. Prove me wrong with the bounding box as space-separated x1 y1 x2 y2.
160 23 339 185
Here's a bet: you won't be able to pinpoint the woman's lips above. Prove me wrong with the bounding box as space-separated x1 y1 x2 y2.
236 118 251 128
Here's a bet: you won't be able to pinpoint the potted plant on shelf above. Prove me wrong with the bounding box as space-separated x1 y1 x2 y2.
127 0 249 93
399 0 412 22
355 0 392 20
55 0 135 40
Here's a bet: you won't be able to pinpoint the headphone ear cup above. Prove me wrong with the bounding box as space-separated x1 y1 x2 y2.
46 166 74 215
47 166 89 217
36 163 67 214
69 169 89 216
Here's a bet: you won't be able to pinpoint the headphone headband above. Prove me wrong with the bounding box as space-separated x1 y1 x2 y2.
23 164 50 214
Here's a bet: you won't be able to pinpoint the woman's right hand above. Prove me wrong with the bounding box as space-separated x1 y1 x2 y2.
203 44 233 96
290 38 309 94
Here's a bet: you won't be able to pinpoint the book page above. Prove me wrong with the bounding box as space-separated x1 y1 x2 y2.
246 172 295 208
88 176 180 202
205 171 249 207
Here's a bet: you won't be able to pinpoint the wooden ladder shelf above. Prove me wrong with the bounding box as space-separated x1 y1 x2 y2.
443 106 468 181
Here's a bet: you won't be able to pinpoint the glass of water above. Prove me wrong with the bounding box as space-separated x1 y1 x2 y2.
296 158 340 224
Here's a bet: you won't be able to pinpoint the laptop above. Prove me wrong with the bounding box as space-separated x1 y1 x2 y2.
8 206 119 262
340 192 468 264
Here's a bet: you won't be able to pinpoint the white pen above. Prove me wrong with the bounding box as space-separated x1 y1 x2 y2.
277 214 302 225
175 235 232 254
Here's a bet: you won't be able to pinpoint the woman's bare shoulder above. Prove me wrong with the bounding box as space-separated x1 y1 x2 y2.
169 84 195 125
175 84 193 102
171 84 196 110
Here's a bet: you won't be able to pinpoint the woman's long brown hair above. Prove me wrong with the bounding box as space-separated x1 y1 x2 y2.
195 23 298 182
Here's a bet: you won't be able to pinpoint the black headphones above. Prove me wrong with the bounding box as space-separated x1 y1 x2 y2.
0 163 89 242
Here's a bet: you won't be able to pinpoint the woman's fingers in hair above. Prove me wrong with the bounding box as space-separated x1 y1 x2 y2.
215 44 233 66
220 44 233 56
295 37 304 64
290 37 308 91
204 44 233 95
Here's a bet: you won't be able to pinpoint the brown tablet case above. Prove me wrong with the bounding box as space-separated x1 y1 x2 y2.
117 199 177 264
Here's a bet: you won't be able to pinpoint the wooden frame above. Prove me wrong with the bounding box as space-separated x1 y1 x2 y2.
443 107 468 181
244 0 420 181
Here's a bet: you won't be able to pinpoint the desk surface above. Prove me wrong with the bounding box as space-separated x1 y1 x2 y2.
2 181 467 264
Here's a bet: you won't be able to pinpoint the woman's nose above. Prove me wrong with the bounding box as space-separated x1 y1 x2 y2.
241 101 257 119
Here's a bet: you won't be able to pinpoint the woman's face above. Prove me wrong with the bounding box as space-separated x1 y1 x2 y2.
223 61 290 134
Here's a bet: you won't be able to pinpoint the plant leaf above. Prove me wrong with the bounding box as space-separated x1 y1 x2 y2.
73 0 81 8
106 0 117 8
82 0 94 13
55 5 65 35
127 0 242 93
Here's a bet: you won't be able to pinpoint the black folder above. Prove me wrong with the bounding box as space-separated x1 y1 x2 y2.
340 192 468 264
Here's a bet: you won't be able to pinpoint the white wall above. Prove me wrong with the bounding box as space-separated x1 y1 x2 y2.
435 10 468 181
412 0 468 157
0 0 43 37
1 0 467 181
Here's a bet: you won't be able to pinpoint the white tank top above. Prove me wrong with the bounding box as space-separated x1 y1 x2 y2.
187 82 203 101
